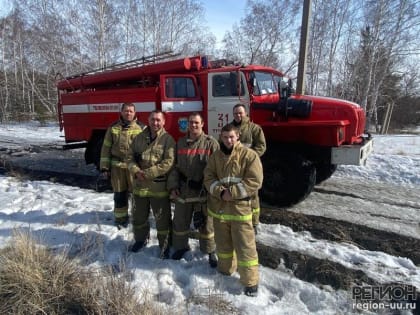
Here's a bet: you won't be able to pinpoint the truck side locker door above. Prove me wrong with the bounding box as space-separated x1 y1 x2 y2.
206 71 250 138
160 74 202 140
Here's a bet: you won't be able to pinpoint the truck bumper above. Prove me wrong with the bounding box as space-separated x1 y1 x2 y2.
331 138 373 165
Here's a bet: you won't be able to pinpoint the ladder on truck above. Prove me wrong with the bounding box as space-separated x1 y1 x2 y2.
61 51 180 80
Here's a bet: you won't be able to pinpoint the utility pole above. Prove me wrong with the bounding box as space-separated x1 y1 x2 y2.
296 0 311 95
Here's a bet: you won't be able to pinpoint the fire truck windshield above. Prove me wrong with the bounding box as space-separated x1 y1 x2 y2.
252 71 277 96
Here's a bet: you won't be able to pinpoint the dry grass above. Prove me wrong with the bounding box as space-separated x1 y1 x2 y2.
186 288 240 315
3 168 26 180
0 229 165 315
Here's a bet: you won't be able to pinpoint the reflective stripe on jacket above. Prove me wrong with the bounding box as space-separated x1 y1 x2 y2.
100 118 144 170
129 127 175 197
203 142 263 219
167 132 219 198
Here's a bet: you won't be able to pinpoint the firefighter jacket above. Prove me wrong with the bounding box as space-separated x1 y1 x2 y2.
204 142 263 221
167 132 219 199
100 117 144 170
230 116 266 157
128 127 175 198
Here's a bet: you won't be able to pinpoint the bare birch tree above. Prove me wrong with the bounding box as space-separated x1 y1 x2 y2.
23 0 73 116
0 9 27 121
222 0 301 73
0 0 418 129
135 0 215 57
83 0 121 68
306 0 354 95
344 0 420 130
0 14 13 121
117 0 141 61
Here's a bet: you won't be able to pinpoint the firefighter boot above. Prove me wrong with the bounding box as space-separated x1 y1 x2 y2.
115 216 129 230
172 247 191 260
208 251 218 268
130 234 149 253
160 246 170 259
130 239 148 253
244 285 258 297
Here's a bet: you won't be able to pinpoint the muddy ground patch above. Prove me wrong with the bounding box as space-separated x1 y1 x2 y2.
260 208 420 265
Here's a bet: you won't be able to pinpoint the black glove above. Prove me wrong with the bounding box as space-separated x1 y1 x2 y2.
96 170 111 192
193 211 206 229
134 153 142 165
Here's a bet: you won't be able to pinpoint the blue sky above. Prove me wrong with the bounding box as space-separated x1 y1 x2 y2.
201 0 247 44
0 0 11 16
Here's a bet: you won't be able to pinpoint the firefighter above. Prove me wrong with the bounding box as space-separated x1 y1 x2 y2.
167 112 219 267
128 110 175 258
100 102 144 229
230 103 266 233
204 124 263 297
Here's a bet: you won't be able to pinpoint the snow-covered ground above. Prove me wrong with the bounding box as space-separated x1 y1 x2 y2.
0 122 419 314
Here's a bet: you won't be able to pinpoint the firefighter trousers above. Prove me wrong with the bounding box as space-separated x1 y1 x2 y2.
172 201 215 254
132 196 172 249
111 167 133 223
213 218 259 287
252 194 260 226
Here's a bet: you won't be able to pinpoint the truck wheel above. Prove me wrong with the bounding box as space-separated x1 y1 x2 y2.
261 152 316 207
315 163 337 184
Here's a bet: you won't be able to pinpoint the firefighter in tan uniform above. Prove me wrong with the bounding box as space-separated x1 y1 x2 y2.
100 102 144 228
230 104 266 233
167 112 219 266
128 111 175 258
204 124 263 297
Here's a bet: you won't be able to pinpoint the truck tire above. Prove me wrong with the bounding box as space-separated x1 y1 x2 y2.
260 152 316 207
315 163 337 184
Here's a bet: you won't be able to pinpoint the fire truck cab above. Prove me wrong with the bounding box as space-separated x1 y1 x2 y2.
57 54 373 206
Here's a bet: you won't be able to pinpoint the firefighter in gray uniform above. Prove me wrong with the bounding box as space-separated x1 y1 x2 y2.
204 124 263 297
100 102 144 229
230 103 266 233
167 112 219 267
128 110 175 258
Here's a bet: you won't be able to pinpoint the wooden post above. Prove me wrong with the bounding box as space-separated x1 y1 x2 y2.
384 102 394 134
296 0 311 95
381 103 391 134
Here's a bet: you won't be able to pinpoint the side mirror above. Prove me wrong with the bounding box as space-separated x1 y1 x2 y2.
278 80 288 99
285 79 295 97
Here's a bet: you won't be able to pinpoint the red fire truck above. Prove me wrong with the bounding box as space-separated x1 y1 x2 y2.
56 53 373 206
